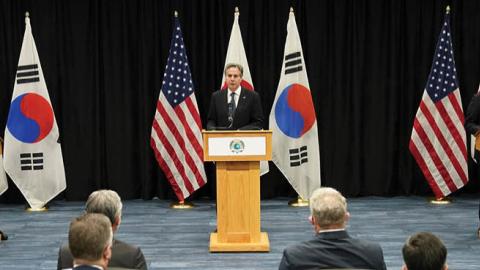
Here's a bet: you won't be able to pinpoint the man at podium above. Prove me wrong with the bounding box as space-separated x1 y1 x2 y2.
465 91 480 238
206 63 264 130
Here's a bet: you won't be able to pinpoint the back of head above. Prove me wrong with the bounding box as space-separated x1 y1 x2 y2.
402 232 447 270
86 189 123 224
69 213 112 262
309 187 347 227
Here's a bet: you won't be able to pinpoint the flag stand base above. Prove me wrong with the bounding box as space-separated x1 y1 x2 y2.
170 201 194 209
428 197 451 205
288 197 309 207
25 205 49 212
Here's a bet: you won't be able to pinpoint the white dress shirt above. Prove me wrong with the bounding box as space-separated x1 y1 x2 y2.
227 86 242 107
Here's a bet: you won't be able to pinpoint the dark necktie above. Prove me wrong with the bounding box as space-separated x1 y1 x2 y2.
230 92 236 113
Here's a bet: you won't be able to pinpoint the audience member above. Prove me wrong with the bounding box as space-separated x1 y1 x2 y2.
464 92 480 238
402 232 448 270
58 190 147 270
0 229 7 241
279 187 387 270
69 213 112 270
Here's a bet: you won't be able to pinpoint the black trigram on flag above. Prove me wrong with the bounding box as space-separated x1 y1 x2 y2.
20 153 44 171
284 51 303 75
289 146 308 167
16 64 40 84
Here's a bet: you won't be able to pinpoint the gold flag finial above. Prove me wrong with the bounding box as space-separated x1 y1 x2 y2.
446 5 450 14
174 10 178 17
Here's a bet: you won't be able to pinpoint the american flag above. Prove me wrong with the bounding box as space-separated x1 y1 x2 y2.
150 16 206 201
409 10 468 199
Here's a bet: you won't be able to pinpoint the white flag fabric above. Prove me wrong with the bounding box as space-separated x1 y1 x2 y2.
221 8 269 175
269 9 321 199
3 15 66 209
221 9 255 91
0 153 7 196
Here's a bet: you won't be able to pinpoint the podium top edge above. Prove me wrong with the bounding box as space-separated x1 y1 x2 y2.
202 129 272 134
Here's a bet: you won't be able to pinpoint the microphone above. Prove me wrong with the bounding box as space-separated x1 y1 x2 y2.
227 102 234 128
207 101 235 130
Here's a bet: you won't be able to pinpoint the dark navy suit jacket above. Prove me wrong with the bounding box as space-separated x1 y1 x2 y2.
72 265 102 270
279 230 386 270
465 94 480 154
58 239 147 270
206 88 263 130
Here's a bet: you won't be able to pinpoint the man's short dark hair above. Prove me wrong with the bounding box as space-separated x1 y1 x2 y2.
402 232 447 270
224 63 243 76
69 213 112 261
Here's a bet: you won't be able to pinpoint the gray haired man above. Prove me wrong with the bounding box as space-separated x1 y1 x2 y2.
279 187 386 270
58 190 147 270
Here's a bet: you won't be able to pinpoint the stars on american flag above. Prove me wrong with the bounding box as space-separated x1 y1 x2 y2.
161 26 194 106
426 20 458 102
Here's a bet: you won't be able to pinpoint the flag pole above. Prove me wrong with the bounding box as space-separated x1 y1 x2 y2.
428 5 453 206
272 6 320 206
23 11 49 212
165 10 195 210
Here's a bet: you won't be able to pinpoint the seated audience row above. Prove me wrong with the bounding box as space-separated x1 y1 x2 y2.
62 188 447 270
279 187 448 270
58 190 147 270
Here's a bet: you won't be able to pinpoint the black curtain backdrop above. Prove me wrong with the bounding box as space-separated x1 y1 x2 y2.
1 0 480 202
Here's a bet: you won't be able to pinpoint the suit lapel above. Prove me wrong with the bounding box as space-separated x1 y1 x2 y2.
235 88 248 116
219 89 229 116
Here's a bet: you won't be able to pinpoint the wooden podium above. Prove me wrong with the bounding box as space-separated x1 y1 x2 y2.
203 130 272 252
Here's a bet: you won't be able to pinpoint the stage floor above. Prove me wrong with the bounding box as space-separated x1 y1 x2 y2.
0 195 479 269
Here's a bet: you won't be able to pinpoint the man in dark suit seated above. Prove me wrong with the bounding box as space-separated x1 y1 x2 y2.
206 63 263 130
279 187 387 270
69 213 113 270
58 190 147 270
402 232 448 270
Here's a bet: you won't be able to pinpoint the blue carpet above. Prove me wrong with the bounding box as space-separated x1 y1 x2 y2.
0 195 478 269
